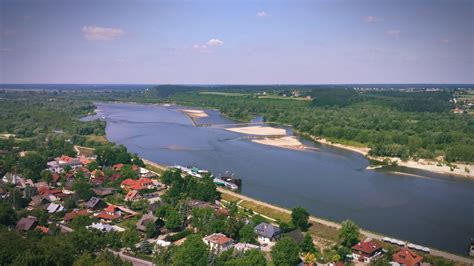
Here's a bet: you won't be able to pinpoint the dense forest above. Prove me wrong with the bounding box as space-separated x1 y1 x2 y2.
1 86 473 165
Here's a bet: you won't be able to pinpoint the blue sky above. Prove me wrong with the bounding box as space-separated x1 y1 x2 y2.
1 0 473 84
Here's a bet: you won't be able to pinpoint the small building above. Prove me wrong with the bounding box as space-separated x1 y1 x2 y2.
392 247 423 266
351 240 383 263
2 172 22 185
136 213 158 232
125 190 142 201
234 243 260 253
86 196 107 210
28 195 50 209
47 203 64 214
64 209 90 223
91 187 115 197
202 233 234 254
16 216 38 232
96 205 121 221
87 222 115 232
254 222 281 243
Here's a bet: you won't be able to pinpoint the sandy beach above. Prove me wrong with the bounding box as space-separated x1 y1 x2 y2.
312 136 474 178
252 136 306 150
179 109 209 118
225 125 286 136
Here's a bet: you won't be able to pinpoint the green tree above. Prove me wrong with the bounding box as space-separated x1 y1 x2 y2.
172 234 209 266
291 207 310 231
17 152 46 181
226 249 267 266
338 220 360 247
271 236 300 266
121 229 140 249
300 233 317 253
70 215 95 230
154 246 173 266
0 203 16 226
72 179 94 200
165 208 182 231
238 224 258 244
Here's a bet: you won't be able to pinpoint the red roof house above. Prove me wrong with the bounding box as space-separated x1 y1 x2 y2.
392 247 423 266
351 240 383 263
96 205 121 221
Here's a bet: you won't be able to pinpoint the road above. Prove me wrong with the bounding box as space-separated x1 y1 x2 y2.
217 188 474 265
108 249 154 266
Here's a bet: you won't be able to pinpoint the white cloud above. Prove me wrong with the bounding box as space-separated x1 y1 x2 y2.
257 11 269 17
385 29 401 36
206 38 224 46
81 26 125 41
363 16 383 23
193 44 212 54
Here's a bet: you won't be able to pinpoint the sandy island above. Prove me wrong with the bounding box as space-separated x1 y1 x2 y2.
179 109 209 118
225 126 286 136
252 136 306 150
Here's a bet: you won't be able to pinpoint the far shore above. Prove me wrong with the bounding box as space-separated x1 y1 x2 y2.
311 136 474 179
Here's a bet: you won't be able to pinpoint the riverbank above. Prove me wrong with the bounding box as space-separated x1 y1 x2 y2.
251 136 306 150
310 136 474 179
216 187 473 265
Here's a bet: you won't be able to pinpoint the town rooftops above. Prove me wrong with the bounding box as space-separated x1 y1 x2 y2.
136 213 158 231
203 233 234 246
64 209 90 223
254 222 281 239
392 247 423 266
352 240 383 254
16 216 37 231
86 196 104 209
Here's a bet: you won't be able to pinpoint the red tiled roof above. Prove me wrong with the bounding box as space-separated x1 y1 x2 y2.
113 163 125 170
104 205 117 213
97 212 121 220
393 247 423 266
204 233 233 245
36 225 50 234
352 240 382 254
121 178 136 186
64 209 90 222
59 155 74 162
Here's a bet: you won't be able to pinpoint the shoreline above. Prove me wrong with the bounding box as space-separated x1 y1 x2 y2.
141 155 473 264
310 136 474 179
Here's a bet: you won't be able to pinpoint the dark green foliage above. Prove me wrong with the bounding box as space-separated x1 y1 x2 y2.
238 224 258 244
139 240 153 254
172 234 209 266
71 179 94 200
300 233 317 253
225 249 267 266
291 206 310 231
17 152 46 181
0 203 16 226
271 236 301 266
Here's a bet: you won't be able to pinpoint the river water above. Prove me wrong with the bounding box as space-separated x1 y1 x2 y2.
85 102 474 255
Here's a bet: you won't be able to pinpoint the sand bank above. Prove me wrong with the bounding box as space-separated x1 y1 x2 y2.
179 109 208 118
313 136 474 178
252 136 305 150
225 126 286 136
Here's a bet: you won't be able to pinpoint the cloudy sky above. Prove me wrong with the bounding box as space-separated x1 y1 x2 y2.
1 0 473 84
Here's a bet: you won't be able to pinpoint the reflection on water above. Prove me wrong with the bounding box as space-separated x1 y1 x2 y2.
88 102 474 255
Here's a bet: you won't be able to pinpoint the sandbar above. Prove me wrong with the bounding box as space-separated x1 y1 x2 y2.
225 126 286 136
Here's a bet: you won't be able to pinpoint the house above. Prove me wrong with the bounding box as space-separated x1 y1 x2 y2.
125 190 142 201
96 205 121 221
202 233 234 254
36 225 52 235
392 247 423 266
91 187 115 197
121 177 157 191
351 240 383 263
234 243 260 253
64 209 90 223
2 172 22 185
156 239 172 248
16 216 37 231
47 203 64 214
29 195 50 208
86 196 107 210
136 213 158 232
87 222 115 232
254 222 281 243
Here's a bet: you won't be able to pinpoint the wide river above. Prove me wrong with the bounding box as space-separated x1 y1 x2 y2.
87 102 474 255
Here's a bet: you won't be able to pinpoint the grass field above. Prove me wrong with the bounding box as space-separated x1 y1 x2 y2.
86 134 108 143
257 95 312 101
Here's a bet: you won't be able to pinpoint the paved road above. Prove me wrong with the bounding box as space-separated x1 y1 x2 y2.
218 188 474 265
108 249 154 266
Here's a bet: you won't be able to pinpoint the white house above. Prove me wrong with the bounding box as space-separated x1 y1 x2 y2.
202 233 234 254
